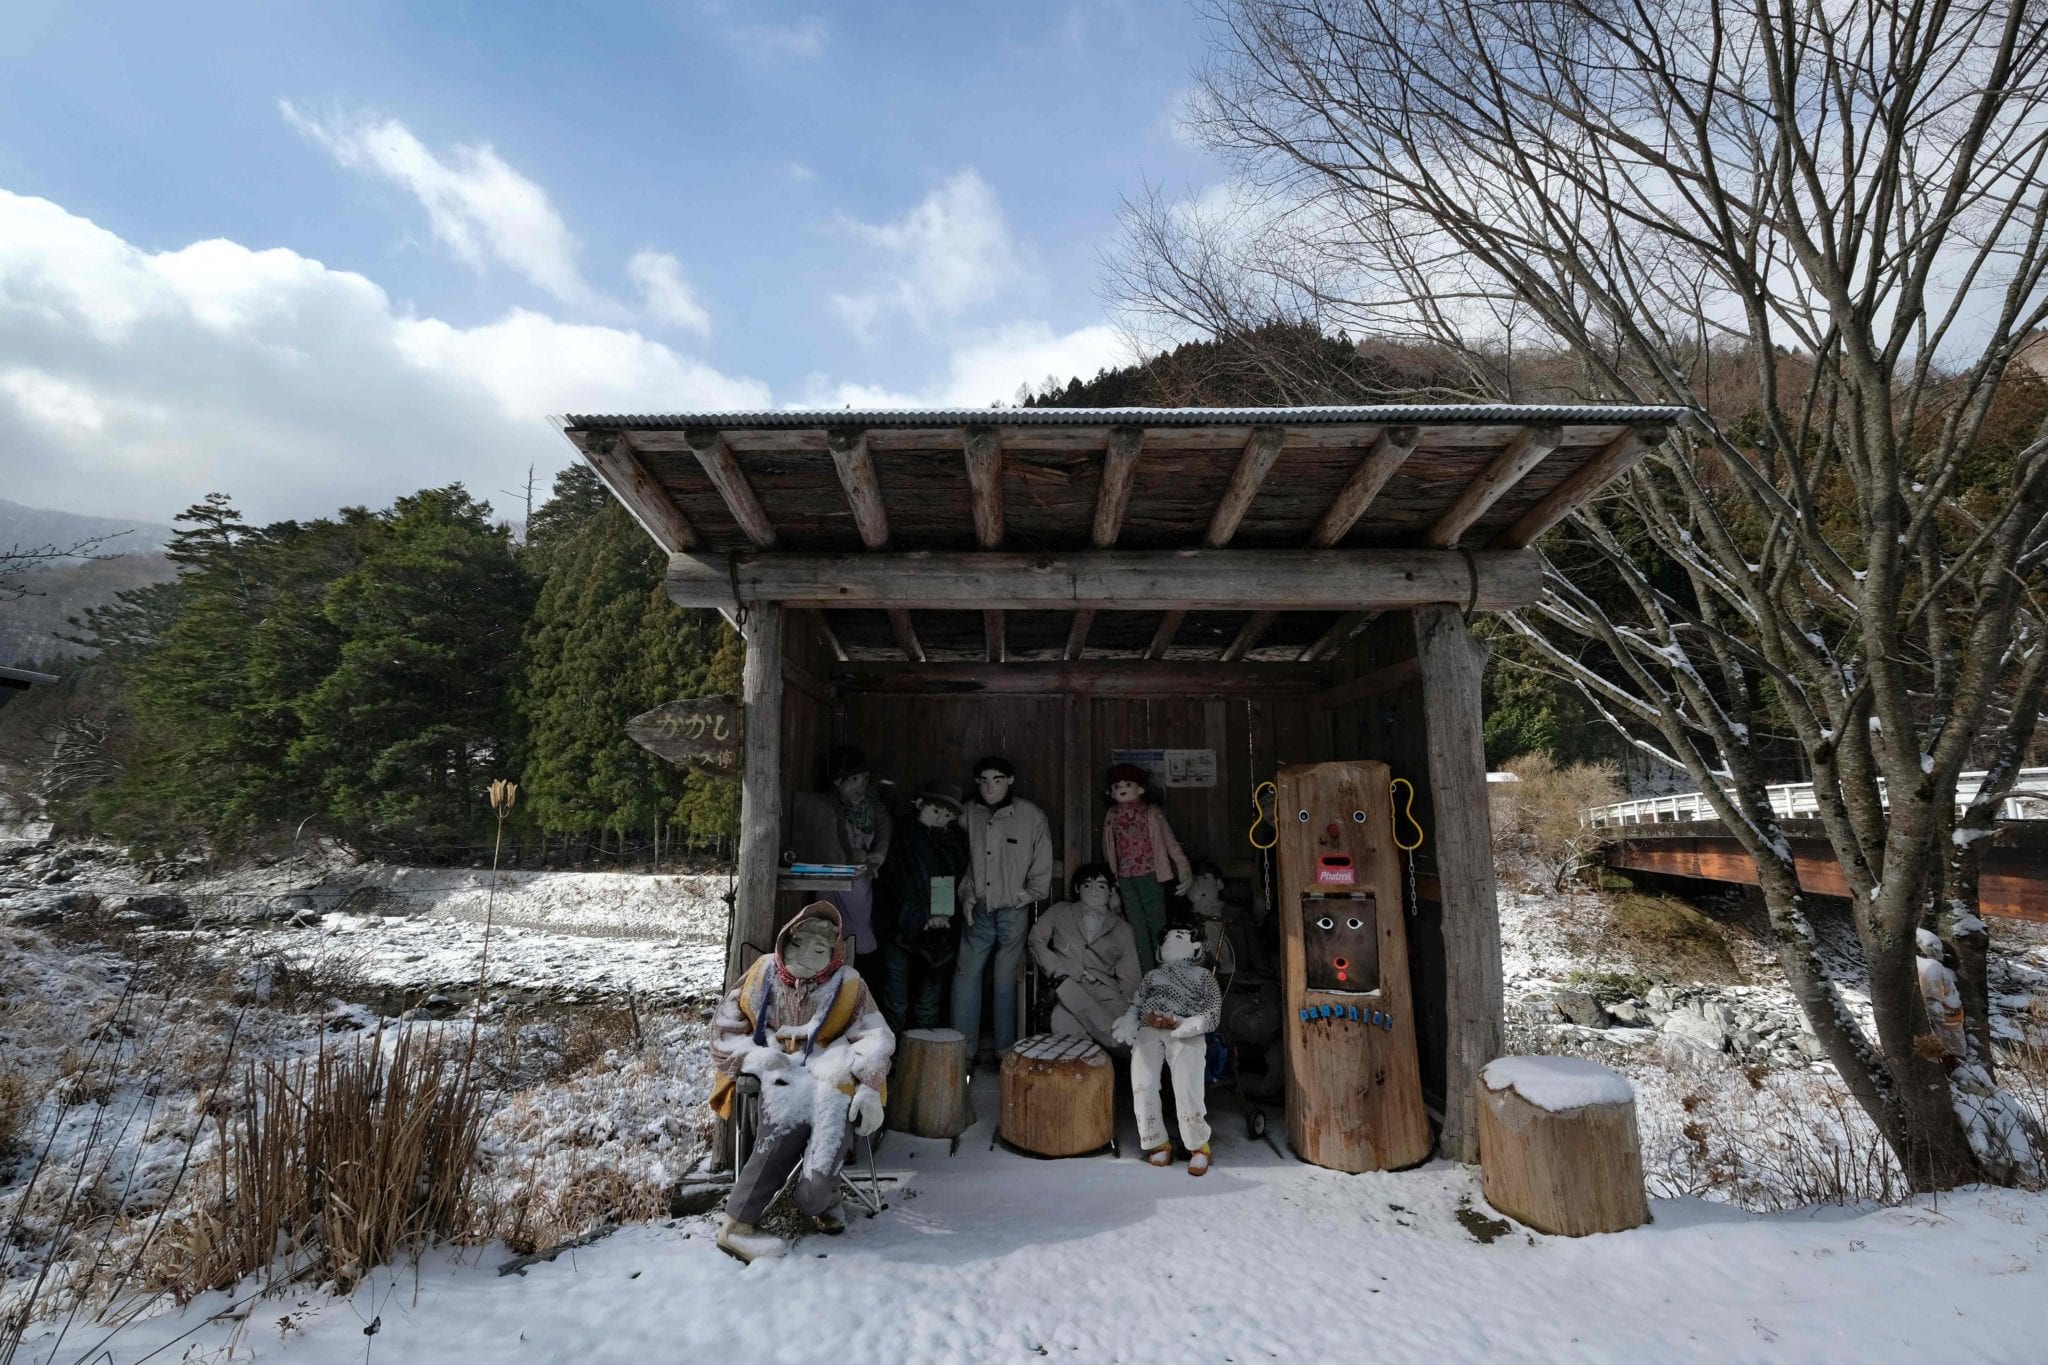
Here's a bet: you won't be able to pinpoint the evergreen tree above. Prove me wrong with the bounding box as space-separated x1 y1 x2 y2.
292 486 532 853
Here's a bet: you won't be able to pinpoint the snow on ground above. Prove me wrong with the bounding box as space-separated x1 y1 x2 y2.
8 840 2048 1360
38 1070 2048 1365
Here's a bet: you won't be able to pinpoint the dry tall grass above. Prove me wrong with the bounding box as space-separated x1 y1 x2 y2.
141 1024 486 1302
1491 752 1623 891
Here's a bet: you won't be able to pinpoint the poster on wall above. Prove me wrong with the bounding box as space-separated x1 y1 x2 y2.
1110 747 1218 789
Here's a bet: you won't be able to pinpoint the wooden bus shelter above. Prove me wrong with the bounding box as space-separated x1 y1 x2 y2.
564 404 1684 1160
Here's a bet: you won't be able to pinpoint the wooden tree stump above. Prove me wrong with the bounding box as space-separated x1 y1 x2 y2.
1477 1056 1650 1236
1000 1034 1114 1157
887 1027 975 1139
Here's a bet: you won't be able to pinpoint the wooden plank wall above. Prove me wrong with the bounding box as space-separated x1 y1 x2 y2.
828 686 1329 895
1319 613 1452 1110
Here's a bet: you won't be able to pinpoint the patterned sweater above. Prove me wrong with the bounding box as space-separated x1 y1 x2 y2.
1130 960 1222 1032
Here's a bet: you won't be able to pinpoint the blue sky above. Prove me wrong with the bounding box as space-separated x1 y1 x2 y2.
0 0 1222 523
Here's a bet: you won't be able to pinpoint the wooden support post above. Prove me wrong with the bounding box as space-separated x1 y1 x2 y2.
730 603 785 988
687 430 780 548
1413 604 1503 1163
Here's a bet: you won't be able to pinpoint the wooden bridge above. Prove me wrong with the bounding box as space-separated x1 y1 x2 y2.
1589 772 2048 923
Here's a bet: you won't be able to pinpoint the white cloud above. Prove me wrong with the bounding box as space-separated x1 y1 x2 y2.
0 189 767 522
830 170 1031 339
626 249 712 337
281 101 596 307
716 12 827 60
798 322 1129 409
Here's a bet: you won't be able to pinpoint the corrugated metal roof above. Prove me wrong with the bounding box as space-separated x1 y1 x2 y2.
562 404 1691 430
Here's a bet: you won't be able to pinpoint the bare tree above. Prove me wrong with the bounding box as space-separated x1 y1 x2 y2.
0 534 125 602
1117 0 2048 1186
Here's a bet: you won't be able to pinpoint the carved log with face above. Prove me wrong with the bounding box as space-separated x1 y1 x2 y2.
1302 893 1379 994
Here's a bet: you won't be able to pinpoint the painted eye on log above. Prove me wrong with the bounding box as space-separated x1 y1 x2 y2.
1315 916 1334 931
1352 810 1367 823
1297 809 1310 822
1347 917 1365 930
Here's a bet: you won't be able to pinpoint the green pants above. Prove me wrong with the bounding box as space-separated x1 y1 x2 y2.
1120 875 1169 973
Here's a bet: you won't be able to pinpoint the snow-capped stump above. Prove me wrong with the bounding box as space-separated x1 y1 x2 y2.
1476 1055 1649 1237
888 1027 974 1140
1000 1033 1113 1157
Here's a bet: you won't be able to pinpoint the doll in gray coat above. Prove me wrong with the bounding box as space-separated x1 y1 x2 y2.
1027 862 1141 1050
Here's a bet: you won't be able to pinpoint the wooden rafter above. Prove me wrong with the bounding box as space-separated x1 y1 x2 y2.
827 427 924 663
836 660 1324 696
1494 426 1664 549
574 430 698 554
964 425 1007 662
1301 611 1373 662
1225 425 1421 662
1067 426 1143 660
686 429 779 549
1424 425 1563 549
1149 425 1285 660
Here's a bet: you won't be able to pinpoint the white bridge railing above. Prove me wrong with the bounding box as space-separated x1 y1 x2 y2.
1585 768 2048 828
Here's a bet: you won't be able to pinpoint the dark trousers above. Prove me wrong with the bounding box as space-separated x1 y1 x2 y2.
728 1118 850 1225
879 940 948 1030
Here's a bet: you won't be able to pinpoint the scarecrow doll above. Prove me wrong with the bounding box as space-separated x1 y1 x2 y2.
709 902 895 1262
1102 761 1193 972
1113 921 1223 1174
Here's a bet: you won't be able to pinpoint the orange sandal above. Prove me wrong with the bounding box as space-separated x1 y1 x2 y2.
1145 1144 1173 1168
1188 1145 1212 1176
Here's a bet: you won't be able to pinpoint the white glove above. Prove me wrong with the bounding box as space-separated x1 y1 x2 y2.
850 1084 884 1136
740 1044 789 1077
1172 1015 1208 1040
1111 1012 1140 1048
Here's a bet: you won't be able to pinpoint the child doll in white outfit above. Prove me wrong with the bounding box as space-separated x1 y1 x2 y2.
1113 922 1223 1174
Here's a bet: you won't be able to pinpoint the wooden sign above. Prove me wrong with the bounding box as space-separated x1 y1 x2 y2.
626 697 744 776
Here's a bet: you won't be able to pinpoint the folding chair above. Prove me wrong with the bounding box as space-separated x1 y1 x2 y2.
732 1073 889 1217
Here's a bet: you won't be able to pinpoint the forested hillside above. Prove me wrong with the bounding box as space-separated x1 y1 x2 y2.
0 467 740 862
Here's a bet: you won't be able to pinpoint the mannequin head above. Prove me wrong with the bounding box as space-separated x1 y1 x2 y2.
973 755 1016 806
781 915 839 980
1915 927 1945 961
916 798 956 829
1159 925 1203 966
1187 863 1226 917
826 745 871 804
1072 862 1114 910
1105 762 1149 806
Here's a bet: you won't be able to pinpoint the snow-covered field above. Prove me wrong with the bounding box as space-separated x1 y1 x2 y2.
5 839 2048 1362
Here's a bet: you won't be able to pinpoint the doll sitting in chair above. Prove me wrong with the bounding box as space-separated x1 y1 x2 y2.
1113 920 1223 1175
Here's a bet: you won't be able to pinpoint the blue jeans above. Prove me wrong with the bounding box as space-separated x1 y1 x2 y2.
951 904 1030 1055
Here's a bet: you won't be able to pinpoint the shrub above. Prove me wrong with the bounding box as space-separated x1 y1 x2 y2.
1492 751 1623 891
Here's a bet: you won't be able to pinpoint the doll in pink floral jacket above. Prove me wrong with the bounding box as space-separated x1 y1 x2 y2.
1102 762 1193 972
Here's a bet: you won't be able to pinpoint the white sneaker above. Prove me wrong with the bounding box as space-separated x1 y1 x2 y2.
717 1217 788 1263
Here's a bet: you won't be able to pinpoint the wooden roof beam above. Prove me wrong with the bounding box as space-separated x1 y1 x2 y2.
1152 425 1285 659
1301 611 1373 662
1424 424 1563 549
1068 426 1144 660
670 548 1542 612
573 430 699 554
834 660 1326 697
964 425 1006 664
827 427 924 663
1224 424 1420 661
686 429 779 548
827 428 892 550
1494 426 1665 548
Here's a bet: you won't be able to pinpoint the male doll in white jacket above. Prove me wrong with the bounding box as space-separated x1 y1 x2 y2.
1113 922 1223 1174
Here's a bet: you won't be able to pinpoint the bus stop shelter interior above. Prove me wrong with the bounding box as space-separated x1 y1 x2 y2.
567 404 1683 1160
